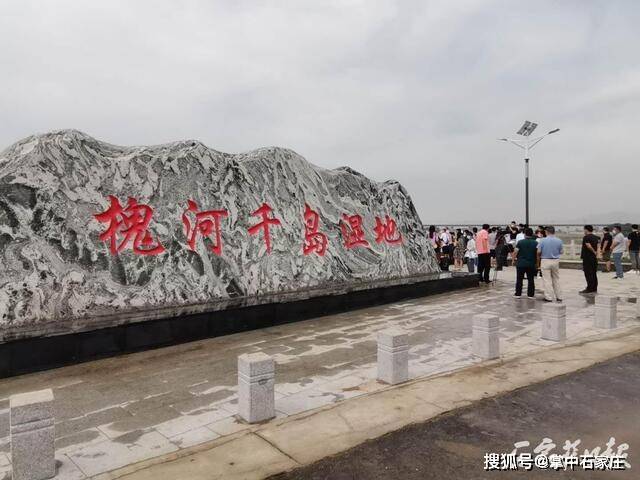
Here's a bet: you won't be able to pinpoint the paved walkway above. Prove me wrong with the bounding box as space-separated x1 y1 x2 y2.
0 268 638 479
273 351 640 479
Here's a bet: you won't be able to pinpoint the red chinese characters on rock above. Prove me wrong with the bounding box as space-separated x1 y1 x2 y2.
302 203 328 256
94 195 165 255
182 200 228 255
248 202 282 253
95 194 405 256
374 215 403 245
340 213 370 249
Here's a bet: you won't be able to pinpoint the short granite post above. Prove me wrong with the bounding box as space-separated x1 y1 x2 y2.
377 329 409 385
10 389 55 480
594 295 617 329
472 314 500 360
541 303 566 341
238 352 275 423
570 239 576 257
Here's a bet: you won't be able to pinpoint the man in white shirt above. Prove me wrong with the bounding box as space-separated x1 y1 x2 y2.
439 228 452 260
610 225 627 279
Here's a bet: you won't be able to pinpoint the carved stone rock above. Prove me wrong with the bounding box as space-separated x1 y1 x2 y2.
0 130 439 340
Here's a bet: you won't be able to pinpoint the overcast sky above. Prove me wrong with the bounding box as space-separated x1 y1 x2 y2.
1 0 638 224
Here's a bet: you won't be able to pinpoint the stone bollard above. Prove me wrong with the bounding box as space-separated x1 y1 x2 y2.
10 389 55 480
377 329 409 385
472 314 500 360
238 352 275 423
594 295 617 329
541 303 567 341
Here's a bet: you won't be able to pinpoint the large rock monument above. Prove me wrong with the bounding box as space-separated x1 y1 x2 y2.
0 130 440 342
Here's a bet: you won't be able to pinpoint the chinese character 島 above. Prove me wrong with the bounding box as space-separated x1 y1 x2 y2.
303 203 328 256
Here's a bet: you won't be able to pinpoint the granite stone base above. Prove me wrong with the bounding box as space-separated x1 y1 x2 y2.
377 329 409 385
10 389 55 480
0 273 478 378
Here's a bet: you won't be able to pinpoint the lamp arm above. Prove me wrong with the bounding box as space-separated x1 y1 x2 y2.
499 138 526 150
528 135 549 150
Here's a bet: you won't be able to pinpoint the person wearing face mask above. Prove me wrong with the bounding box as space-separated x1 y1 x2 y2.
610 225 627 279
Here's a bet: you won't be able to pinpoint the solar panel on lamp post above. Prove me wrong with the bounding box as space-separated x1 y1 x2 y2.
498 122 560 227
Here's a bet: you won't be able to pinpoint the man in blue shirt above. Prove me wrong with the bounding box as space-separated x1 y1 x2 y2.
537 226 563 302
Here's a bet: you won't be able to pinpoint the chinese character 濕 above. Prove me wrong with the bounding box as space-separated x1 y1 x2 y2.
340 213 369 249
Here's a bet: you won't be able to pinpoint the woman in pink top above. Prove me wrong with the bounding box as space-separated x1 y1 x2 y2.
476 224 491 283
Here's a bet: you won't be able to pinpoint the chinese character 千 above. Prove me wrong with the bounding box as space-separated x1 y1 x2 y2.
248 202 282 253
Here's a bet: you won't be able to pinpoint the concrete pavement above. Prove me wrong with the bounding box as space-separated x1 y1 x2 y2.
0 267 638 478
96 329 640 480
273 351 640 479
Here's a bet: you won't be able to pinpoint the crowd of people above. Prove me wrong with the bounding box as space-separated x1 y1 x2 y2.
427 223 640 302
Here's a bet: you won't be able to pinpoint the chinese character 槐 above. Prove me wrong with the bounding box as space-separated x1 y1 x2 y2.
94 195 165 255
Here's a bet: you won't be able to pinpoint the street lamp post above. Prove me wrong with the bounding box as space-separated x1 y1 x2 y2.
499 121 559 227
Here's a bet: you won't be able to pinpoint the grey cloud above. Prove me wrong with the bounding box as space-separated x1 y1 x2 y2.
1 0 638 224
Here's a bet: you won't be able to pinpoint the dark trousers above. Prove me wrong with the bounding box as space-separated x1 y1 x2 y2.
515 266 536 297
583 257 598 292
477 253 491 283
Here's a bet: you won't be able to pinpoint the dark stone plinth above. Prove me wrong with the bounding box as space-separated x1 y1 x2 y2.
0 273 477 378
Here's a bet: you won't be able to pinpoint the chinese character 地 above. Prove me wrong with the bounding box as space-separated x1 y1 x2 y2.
94 195 165 255
374 215 403 245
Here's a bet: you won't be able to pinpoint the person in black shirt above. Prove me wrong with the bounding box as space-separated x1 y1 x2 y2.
580 225 600 294
628 224 639 274
600 227 612 273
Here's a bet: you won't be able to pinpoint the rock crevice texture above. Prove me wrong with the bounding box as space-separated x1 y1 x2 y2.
0 130 438 340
